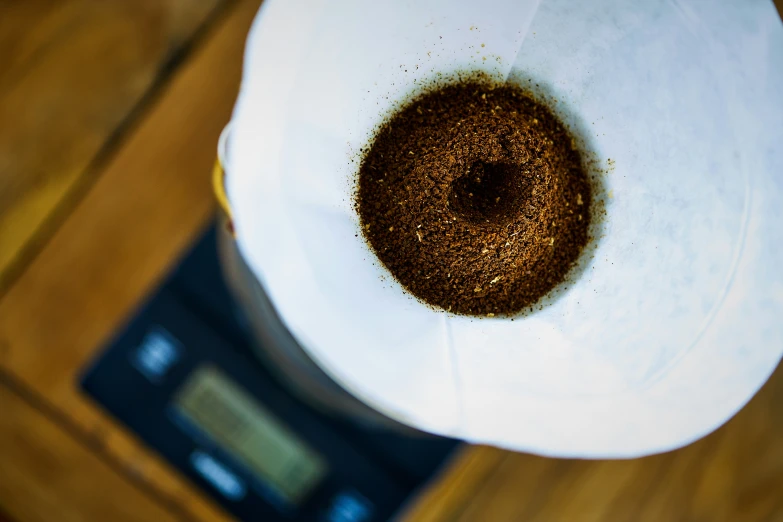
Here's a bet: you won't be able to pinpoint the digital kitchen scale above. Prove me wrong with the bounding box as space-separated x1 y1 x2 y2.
81 223 459 522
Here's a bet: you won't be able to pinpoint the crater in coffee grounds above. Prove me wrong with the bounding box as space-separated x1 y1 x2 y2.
356 81 592 316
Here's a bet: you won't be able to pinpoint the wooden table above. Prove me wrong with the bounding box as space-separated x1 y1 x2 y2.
0 2 782 521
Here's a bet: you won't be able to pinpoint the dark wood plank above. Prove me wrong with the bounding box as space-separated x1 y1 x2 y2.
0 0 261 520
0 380 179 522
401 446 507 522
0 0 226 289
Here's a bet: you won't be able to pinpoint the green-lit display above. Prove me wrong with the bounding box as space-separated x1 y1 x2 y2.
175 366 328 504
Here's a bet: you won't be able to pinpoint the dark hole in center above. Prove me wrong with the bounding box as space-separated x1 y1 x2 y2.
448 161 532 224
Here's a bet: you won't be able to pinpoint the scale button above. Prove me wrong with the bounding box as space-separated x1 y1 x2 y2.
130 327 182 383
323 490 374 522
190 451 246 501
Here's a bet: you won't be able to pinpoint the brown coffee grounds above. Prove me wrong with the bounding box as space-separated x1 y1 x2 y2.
356 81 591 316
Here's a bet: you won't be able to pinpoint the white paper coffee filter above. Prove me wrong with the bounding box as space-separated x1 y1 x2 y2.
227 0 783 457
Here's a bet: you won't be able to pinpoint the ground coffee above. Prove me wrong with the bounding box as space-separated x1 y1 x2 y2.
357 81 591 316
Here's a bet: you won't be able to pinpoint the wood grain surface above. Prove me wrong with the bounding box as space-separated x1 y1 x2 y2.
0 1 782 522
0 378 179 522
0 0 260 520
0 0 226 292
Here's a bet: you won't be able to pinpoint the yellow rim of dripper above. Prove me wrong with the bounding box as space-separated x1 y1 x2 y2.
213 125 235 235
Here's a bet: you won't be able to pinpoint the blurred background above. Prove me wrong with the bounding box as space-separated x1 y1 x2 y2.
0 1 782 521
